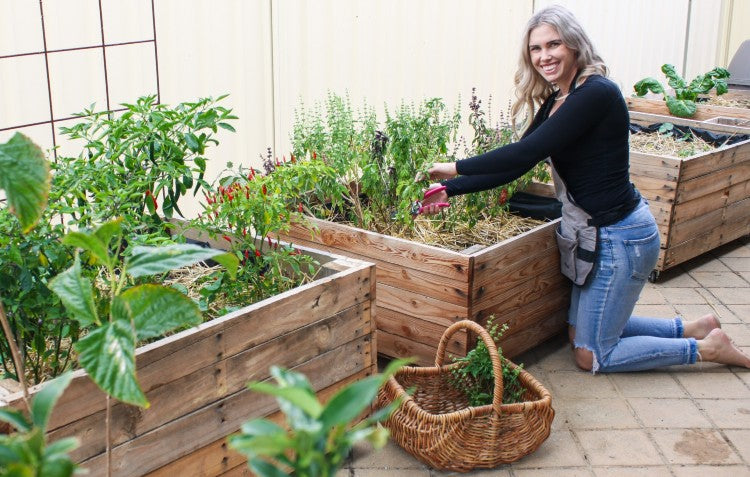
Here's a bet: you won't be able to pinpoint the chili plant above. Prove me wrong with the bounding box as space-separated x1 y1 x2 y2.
633 64 730 117
53 94 237 241
228 358 411 477
195 162 319 314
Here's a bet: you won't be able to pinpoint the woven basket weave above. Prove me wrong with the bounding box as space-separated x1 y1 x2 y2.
376 320 554 472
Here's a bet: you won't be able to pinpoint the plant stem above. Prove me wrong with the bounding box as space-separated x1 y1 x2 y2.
0 300 30 412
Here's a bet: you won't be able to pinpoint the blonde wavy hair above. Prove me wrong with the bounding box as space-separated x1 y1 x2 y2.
511 5 608 132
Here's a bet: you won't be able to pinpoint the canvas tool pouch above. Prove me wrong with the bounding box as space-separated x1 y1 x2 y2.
549 161 597 286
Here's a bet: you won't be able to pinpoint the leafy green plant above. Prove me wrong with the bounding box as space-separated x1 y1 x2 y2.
633 64 730 117
53 94 237 241
0 133 78 475
228 358 410 477
48 218 238 407
194 162 320 314
449 316 526 406
0 372 78 477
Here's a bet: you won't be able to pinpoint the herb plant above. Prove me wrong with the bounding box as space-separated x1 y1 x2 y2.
633 64 730 117
228 358 410 477
449 316 526 406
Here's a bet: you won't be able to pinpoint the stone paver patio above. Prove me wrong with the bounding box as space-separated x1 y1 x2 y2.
340 235 750 477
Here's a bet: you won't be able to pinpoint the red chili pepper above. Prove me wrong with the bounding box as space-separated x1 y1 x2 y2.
145 189 151 196
313 151 317 160
151 195 158 210
244 250 249 260
255 249 261 257
222 235 232 243
267 236 272 247
298 203 303 213
242 227 247 237
262 184 267 196
499 188 508 205
245 189 249 199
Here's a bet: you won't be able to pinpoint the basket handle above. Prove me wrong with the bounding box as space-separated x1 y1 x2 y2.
435 319 504 416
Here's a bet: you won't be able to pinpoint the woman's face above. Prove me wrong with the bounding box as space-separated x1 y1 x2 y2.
528 23 578 91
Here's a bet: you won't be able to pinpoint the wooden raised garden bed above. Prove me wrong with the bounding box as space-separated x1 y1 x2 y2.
281 201 569 366
626 95 750 130
629 111 750 277
0 235 377 476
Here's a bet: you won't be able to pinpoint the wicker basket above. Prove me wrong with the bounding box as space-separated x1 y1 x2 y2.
376 320 555 472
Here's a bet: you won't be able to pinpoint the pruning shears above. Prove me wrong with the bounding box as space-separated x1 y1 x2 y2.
411 185 450 216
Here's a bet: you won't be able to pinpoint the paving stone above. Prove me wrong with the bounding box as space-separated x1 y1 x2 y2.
609 372 688 398
650 428 741 465
545 371 619 399
627 398 712 428
708 287 750 305
674 370 749 398
655 271 699 287
738 271 750 284
353 469 430 476
556 398 640 429
659 288 710 305
532 341 579 372
575 429 663 466
721 257 750 272
721 322 750 346
631 304 677 319
636 286 668 304
686 258 732 273
592 466 672 477
512 429 587 468
695 398 750 429
431 466 512 476
723 429 750 463
350 441 425 470
670 465 750 477
726 304 750 323
513 468 593 477
714 241 750 258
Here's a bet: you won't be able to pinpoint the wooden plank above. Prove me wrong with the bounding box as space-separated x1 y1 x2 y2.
629 172 679 204
627 97 750 122
285 217 471 281
473 262 567 311
376 282 466 326
80 335 373 476
146 367 375 477
49 303 372 463
676 160 750 203
678 139 750 182
662 212 750 269
376 307 466 357
670 188 750 243
497 308 569 359
629 154 681 182
376 330 440 366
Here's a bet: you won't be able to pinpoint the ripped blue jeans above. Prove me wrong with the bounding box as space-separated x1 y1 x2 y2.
569 199 698 373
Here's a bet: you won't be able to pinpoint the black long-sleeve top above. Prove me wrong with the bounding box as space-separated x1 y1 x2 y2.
444 75 638 223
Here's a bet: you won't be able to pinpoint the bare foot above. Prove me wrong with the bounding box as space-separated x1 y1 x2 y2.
697 328 750 368
684 313 721 340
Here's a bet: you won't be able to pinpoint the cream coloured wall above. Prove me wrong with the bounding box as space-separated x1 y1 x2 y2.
2 0 747 218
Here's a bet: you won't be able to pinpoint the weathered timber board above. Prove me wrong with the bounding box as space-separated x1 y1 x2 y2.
670 195 750 245
282 217 569 363
662 212 750 269
80 335 374 476
627 97 750 122
145 367 375 477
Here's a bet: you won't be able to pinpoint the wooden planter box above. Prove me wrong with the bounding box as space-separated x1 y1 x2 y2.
629 112 750 277
281 208 569 366
0 237 377 476
626 95 750 130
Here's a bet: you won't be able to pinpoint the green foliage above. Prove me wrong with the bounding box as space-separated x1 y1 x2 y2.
228 359 411 477
194 162 320 314
53 95 237 241
633 64 730 117
49 219 239 407
449 317 526 406
0 372 79 477
0 134 50 233
290 91 550 234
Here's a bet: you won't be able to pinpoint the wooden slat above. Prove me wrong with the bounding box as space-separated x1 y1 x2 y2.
676 160 750 203
146 367 375 477
285 217 471 281
627 97 750 122
376 282 466 325
629 153 681 182
473 262 567 310
80 335 373 476
376 330 440 366
629 171 679 204
49 303 372 463
678 139 750 182
662 212 750 269
670 193 750 245
376 307 466 357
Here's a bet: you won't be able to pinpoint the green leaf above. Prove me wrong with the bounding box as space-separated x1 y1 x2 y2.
248 458 289 477
31 371 74 431
0 410 30 433
93 218 123 250
218 122 236 132
62 231 110 267
43 437 79 458
184 132 200 152
633 78 663 96
111 284 202 340
125 244 239 279
248 382 323 418
228 432 291 456
661 63 686 90
0 133 50 232
665 96 697 117
48 256 99 327
39 455 76 477
74 320 147 407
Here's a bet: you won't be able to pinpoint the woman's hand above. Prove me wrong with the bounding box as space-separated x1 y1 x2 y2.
427 162 458 181
419 184 450 215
